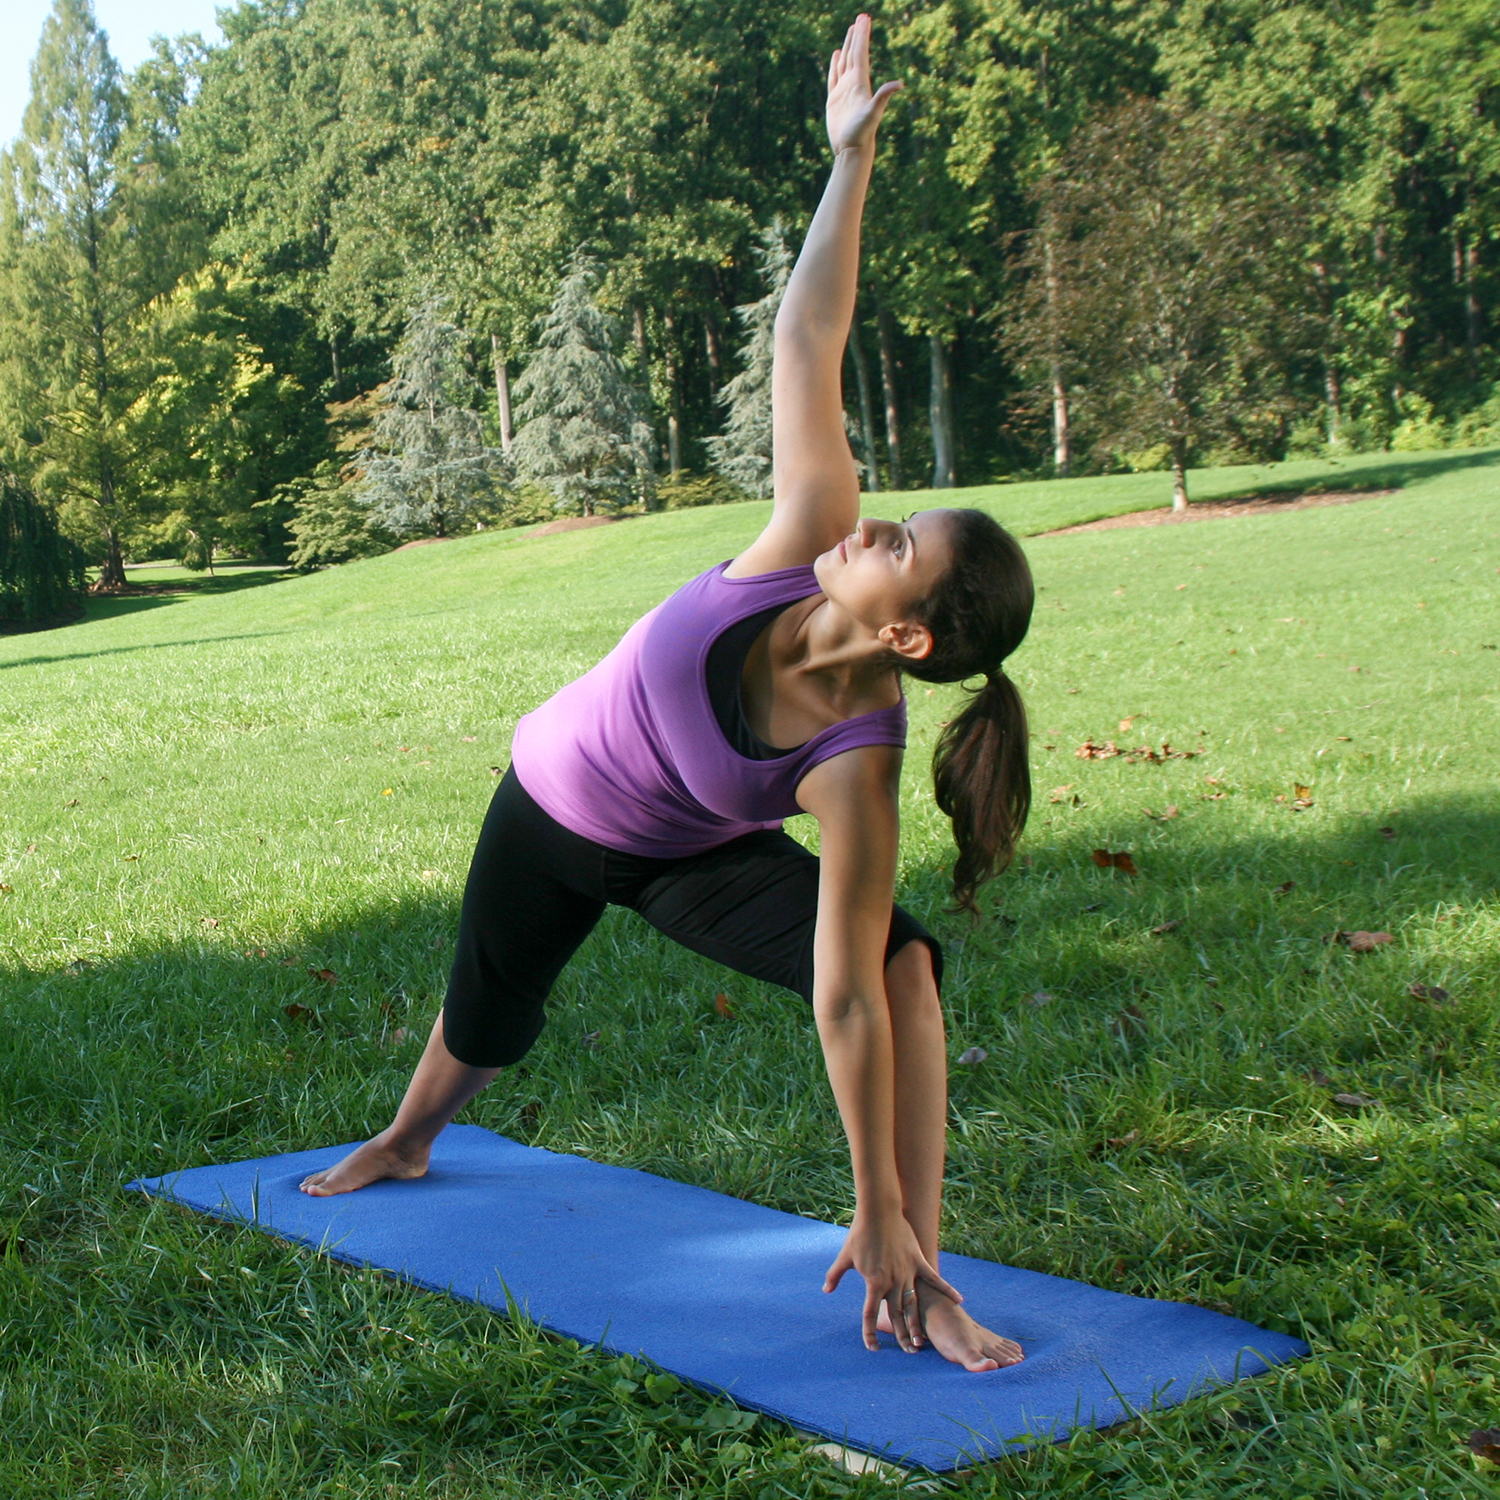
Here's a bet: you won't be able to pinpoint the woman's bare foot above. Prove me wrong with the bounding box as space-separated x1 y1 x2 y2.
298 1130 431 1196
876 1283 1024 1371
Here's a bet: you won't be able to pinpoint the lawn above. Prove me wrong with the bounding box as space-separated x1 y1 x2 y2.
1 449 1498 1498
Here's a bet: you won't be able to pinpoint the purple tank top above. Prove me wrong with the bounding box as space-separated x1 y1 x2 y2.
510 561 908 856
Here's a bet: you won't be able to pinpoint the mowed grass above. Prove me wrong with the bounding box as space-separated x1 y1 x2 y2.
1 449 1498 1498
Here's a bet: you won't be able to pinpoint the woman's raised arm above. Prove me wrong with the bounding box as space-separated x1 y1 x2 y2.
728 15 901 579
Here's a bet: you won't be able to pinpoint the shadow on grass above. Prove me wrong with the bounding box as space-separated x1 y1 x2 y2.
0 631 287 672
1214 446 1500 502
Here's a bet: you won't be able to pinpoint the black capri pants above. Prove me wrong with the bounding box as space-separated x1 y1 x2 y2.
443 766 944 1067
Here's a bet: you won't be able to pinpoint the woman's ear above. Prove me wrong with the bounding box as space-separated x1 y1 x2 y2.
878 619 934 662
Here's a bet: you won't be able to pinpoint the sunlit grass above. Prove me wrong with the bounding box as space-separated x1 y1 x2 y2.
2 450 1498 1496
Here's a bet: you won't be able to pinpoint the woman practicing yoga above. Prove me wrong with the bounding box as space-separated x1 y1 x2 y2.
302 14 1032 1374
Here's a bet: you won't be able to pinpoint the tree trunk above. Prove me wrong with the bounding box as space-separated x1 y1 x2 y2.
1044 232 1070 476
1169 439 1189 513
1051 364 1070 477
875 305 904 489
97 508 126 590
662 312 683 474
330 331 342 396
1324 359 1343 448
490 334 513 453
928 333 956 490
703 306 723 399
1464 237 1482 374
847 313 880 491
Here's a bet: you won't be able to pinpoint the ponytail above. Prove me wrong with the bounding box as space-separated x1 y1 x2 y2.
905 510 1035 915
932 672 1030 914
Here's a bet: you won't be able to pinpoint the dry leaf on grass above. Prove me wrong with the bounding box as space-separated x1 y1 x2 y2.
1092 849 1139 875
1150 919 1182 935
1028 990 1054 1007
1304 1068 1333 1088
581 1030 602 1051
1089 1128 1141 1157
201 917 220 927
957 1046 989 1065
1109 1003 1147 1040
1325 930 1394 953
1332 1092 1379 1109
713 992 735 1019
1077 740 1197 763
1378 826 1396 840
1142 805 1179 820
1272 880 1296 897
1468 1430 1500 1462
309 967 338 984
283 1003 316 1023
1049 784 1075 803
1292 784 1314 810
1408 982 1452 1005
1118 715 1139 733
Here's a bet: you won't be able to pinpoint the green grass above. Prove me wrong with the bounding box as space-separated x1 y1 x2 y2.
2 450 1498 1497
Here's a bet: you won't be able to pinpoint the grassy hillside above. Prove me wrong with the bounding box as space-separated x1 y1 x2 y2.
1 451 1498 1497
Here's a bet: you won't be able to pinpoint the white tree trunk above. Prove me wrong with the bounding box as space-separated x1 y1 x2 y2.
928 333 956 489
490 334 513 453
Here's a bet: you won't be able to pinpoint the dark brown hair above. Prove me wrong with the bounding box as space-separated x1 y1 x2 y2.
905 510 1034 914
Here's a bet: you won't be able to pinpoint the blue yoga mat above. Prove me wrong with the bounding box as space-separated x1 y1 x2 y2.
127 1124 1308 1471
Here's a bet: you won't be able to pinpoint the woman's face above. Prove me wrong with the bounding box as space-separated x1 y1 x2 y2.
814 508 957 656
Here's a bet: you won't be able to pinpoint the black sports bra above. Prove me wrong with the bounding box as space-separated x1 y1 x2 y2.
704 602 789 762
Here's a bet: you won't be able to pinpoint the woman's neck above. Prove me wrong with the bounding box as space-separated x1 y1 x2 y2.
772 594 901 712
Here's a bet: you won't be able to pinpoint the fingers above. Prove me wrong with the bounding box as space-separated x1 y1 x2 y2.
918 1262 965 1305
823 1249 851 1295
863 1290 880 1352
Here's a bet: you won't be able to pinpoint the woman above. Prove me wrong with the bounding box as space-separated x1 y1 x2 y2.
302 14 1032 1374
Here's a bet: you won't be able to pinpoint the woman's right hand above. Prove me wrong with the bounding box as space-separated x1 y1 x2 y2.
823 1207 963 1352
825 14 903 157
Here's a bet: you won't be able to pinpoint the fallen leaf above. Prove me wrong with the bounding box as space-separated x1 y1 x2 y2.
389 1026 408 1046
201 917 220 927
1109 1003 1147 1040
1109 1129 1141 1148
64 799 78 807
1112 1258 1127 1279
518 1100 542 1127
1049 784 1075 803
283 1003 315 1022
1142 805 1179 820
1082 901 1105 912
1118 715 1139 733
1028 990 1054 1006
122 854 139 861
381 788 393 796
581 1030 601 1050
0 883 11 894
1332 1092 1378 1108
1202 792 1228 801
1092 849 1139 876
461 735 477 742
1150 919 1182 935
1468 1430 1500 1462
957 1046 988 1065
279 955 301 966
1345 931 1394 953
488 766 503 776
1377 826 1395 840
26 843 36 853
1335 735 1352 742
1272 880 1295 897
713 992 735 1019
309 967 338 984
1293 783 1314 810
1408 982 1451 1005
1175 582 1187 590
1304 1068 1333 1088
421 869 439 879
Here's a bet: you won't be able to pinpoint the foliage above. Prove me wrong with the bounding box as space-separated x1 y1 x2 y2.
510 253 654 517
282 461 395 571
657 470 754 509
354 298 509 540
704 220 791 500
1007 99 1322 508
0 467 86 622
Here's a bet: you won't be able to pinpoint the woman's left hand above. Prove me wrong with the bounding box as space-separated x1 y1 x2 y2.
826 14 902 157
823 1207 962 1352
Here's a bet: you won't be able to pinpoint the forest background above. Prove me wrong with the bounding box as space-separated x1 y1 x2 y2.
2 0 1498 588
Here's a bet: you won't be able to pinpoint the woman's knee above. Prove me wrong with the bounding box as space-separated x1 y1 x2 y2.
885 938 943 1018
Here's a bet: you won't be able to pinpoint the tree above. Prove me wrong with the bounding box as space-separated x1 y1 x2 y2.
510 254 653 516
705 220 792 499
0 469 86 623
355 297 509 538
0 0 201 586
1008 99 1320 509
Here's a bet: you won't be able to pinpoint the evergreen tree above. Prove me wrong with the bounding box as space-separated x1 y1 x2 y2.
0 0 196 587
0 469 86 624
284 460 396 570
355 297 509 538
705 221 792 500
510 253 654 516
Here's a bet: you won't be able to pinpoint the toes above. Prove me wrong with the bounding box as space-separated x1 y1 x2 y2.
965 1355 1001 1373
